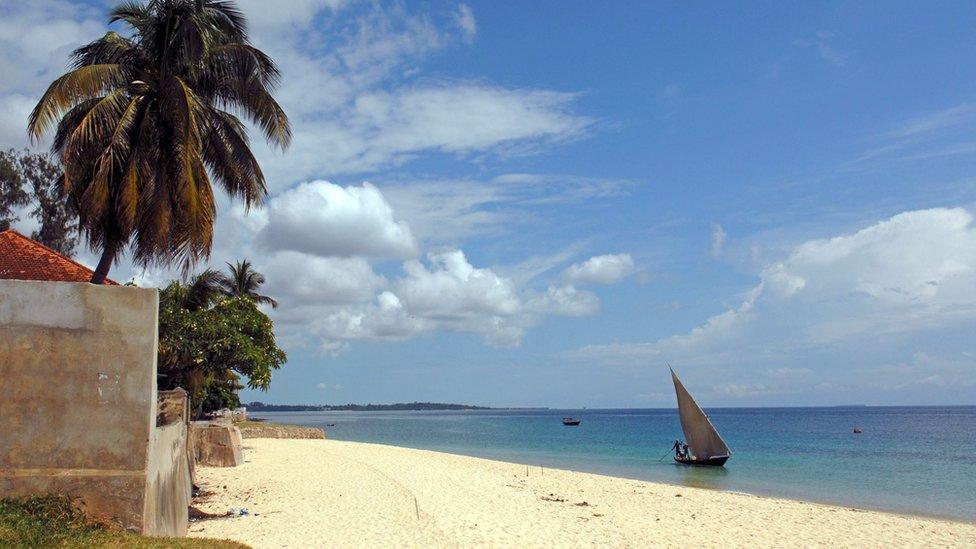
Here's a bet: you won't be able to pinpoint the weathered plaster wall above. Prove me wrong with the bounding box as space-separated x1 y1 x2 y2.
0 279 188 535
145 389 190 536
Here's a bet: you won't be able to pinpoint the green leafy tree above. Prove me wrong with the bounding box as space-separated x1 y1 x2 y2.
157 274 285 417
0 149 29 231
19 152 78 256
28 0 290 284
219 259 277 307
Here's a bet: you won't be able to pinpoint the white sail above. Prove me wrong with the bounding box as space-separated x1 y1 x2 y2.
671 367 731 459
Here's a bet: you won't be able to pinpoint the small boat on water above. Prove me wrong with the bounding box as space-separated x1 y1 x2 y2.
670 366 731 467
562 417 581 426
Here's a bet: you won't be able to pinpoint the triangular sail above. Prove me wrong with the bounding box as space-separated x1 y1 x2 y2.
671 368 731 459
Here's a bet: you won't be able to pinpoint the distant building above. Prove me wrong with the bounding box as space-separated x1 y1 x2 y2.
0 229 117 284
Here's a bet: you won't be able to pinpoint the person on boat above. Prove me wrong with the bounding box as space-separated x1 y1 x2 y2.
681 443 690 459
672 439 685 459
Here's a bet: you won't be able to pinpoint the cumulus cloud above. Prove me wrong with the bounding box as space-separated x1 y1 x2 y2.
563 254 635 284
567 208 976 380
282 248 623 349
526 285 599 317
261 252 387 305
257 181 418 259
398 250 521 319
310 291 431 342
0 0 621 358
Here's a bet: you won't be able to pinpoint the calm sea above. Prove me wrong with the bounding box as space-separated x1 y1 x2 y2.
251 407 976 522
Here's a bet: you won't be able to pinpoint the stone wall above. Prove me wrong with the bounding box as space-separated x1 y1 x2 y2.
190 422 245 467
0 279 189 535
239 423 326 439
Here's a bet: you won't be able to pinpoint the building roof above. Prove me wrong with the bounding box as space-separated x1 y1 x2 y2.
0 230 117 285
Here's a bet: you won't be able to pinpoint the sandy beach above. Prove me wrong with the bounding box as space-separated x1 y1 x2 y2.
189 438 976 548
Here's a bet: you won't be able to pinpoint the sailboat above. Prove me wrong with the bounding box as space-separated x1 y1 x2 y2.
670 366 732 466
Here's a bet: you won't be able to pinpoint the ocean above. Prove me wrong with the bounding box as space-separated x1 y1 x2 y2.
251 406 976 522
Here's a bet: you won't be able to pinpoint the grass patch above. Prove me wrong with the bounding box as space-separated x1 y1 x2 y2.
0 495 247 548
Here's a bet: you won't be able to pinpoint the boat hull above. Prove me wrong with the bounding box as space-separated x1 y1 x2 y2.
674 455 729 467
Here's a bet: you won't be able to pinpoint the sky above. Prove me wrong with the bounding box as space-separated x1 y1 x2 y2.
2 0 975 407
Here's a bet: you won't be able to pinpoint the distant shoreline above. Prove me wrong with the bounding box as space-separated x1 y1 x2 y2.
246 403 975 412
246 401 502 412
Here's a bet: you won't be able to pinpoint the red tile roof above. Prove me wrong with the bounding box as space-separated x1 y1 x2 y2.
0 230 117 285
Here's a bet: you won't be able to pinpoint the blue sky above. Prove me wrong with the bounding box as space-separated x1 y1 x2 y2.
2 1 976 407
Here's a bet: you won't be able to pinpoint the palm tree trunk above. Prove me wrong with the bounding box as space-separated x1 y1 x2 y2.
90 241 118 284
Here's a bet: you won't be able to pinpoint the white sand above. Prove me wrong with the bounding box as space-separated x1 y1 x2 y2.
189 438 976 548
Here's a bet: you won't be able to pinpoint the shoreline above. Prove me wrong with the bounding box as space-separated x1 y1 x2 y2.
190 438 976 547
352 443 976 526
250 407 976 524
322 440 976 525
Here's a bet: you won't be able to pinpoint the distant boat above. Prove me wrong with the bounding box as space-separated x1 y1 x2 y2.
670 367 731 466
853 427 863 434
562 417 581 426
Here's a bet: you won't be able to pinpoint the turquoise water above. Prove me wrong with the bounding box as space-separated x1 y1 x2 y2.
252 407 976 522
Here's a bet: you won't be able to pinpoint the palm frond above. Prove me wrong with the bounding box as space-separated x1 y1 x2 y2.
216 79 291 149
28 64 129 142
71 32 143 68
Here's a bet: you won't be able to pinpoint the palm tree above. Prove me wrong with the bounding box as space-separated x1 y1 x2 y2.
28 0 290 284
182 268 225 311
219 259 277 308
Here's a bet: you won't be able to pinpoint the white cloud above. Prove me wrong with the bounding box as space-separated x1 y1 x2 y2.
881 103 976 141
0 1 593 183
310 291 431 342
236 3 592 184
710 224 727 258
261 252 387 305
287 248 618 349
456 4 477 41
257 181 418 259
397 250 521 320
234 0 346 35
844 102 976 171
564 254 635 285
0 0 619 358
566 208 976 371
339 85 589 167
381 174 631 243
0 1 103 147
0 94 36 150
526 285 599 317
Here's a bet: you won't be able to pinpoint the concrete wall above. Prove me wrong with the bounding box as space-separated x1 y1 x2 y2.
145 389 191 536
190 421 245 467
0 279 188 535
